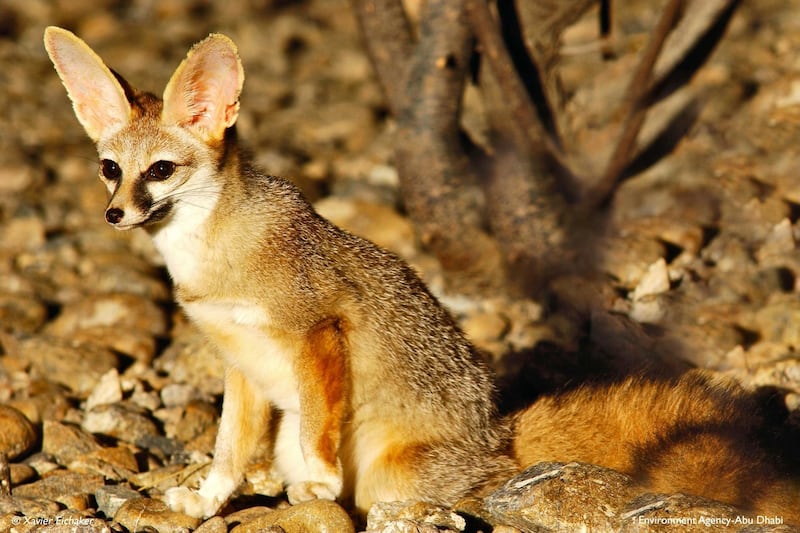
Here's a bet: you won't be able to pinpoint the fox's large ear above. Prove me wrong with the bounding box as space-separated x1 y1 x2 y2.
162 34 243 143
44 27 132 142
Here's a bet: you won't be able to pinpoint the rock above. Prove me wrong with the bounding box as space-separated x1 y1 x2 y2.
742 358 800 394
599 234 666 289
0 405 36 460
68 326 159 364
9 463 36 486
753 294 800 346
629 294 668 324
114 497 201 533
315 197 417 259
134 434 186 462
244 463 285 498
631 258 670 301
81 402 159 444
45 293 168 338
24 452 61 477
95 484 143 519
756 218 796 264
366 501 466 533
0 163 36 194
13 470 104 507
195 515 229 533
6 378 72 424
618 493 743 532
129 463 208 493
491 526 524 533
461 311 509 344
0 494 61 517
160 383 203 408
1 334 118 396
18 510 112 533
485 462 641 533
0 293 48 334
42 420 102 466
85 368 123 411
155 330 225 397
68 445 140 481
231 499 355 533
0 216 46 253
174 401 219 443
185 424 218 456
225 506 276 528
129 381 163 412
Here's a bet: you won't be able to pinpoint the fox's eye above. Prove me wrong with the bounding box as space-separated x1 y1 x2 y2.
147 160 176 181
100 159 121 180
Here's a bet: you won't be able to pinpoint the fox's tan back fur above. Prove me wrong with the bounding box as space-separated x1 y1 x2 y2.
45 27 799 524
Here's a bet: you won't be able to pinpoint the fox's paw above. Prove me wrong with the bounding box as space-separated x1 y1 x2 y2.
286 481 338 504
165 486 224 519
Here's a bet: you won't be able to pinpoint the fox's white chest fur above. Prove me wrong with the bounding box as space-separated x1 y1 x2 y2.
183 299 301 413
149 176 303 411
150 170 222 286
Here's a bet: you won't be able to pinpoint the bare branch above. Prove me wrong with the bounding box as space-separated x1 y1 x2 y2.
466 0 577 196
585 0 686 208
353 0 414 116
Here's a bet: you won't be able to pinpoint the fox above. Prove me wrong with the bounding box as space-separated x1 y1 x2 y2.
44 27 799 524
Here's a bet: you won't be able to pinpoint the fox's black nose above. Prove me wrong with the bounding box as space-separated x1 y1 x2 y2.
105 208 124 224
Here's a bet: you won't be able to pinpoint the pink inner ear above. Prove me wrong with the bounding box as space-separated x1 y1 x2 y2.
45 29 131 140
166 40 243 138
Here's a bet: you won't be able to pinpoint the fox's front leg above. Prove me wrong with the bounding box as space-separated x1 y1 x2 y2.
285 318 350 504
166 367 270 518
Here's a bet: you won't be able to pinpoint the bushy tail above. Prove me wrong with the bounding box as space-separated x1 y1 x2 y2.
510 370 800 523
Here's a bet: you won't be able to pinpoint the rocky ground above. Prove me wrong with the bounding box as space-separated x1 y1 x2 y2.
1 0 800 532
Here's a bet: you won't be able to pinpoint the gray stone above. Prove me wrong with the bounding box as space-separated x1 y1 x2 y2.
41 421 102 466
618 493 744 532
24 452 61 478
13 470 104 508
95 484 144 519
160 383 202 408
485 462 640 533
81 402 159 444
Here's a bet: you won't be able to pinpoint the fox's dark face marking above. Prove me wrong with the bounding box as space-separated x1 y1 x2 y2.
100 156 177 228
